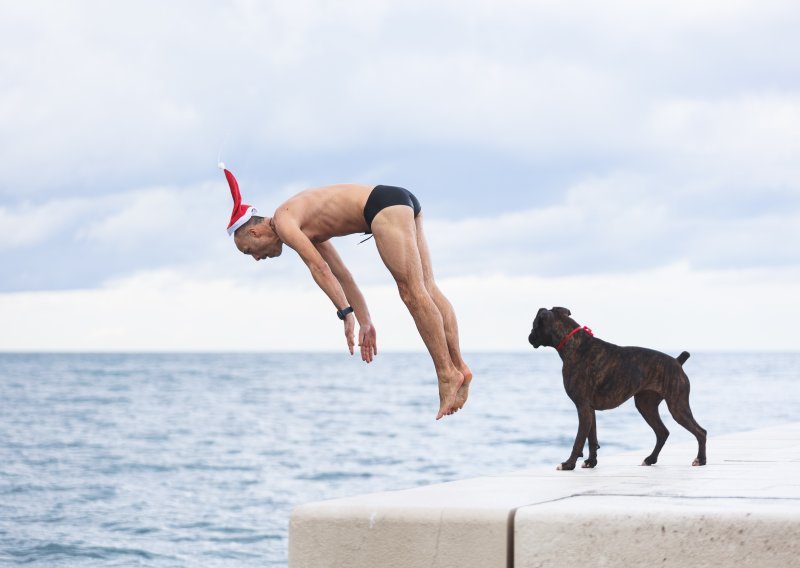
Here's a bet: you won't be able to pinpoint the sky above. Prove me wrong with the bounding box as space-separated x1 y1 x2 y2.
1 0 799 352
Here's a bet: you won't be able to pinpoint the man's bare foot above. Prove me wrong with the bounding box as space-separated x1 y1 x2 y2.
436 369 465 420
453 363 473 412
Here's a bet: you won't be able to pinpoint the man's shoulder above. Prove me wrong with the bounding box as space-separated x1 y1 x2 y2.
272 206 299 227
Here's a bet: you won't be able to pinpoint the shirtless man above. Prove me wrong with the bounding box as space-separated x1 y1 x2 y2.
221 166 471 419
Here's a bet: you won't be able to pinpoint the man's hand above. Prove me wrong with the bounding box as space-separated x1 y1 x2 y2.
358 323 377 363
344 314 356 355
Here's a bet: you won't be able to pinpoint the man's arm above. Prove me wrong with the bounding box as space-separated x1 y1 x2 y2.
273 218 366 358
316 240 377 362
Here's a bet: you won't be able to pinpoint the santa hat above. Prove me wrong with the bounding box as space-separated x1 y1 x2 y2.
219 162 257 236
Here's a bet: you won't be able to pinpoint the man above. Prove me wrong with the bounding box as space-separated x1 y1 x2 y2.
220 165 472 420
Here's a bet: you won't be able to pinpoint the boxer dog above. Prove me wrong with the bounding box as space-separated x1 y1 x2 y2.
529 307 706 470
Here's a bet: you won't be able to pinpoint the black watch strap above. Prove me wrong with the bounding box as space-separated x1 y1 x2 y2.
336 306 354 320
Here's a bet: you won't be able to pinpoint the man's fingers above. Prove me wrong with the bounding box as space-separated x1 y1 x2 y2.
358 345 373 363
359 340 372 363
357 327 377 363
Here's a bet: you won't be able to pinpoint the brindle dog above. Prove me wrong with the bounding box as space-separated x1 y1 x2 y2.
529 307 707 470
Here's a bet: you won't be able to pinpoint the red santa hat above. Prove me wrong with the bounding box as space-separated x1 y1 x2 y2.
219 162 257 236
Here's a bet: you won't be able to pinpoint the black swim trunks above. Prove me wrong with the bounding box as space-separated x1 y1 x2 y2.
362 185 422 233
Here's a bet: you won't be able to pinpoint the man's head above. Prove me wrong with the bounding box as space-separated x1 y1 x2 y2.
233 216 283 261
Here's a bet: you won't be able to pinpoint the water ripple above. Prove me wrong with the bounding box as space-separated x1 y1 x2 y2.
8 542 161 562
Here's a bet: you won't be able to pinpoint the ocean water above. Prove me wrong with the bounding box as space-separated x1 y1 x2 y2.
1 351 799 566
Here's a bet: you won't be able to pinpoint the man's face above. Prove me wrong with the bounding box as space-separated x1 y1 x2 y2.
234 227 282 261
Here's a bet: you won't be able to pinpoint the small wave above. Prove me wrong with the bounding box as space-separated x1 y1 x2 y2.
507 437 551 446
355 456 402 466
54 396 131 405
1 483 73 495
171 521 212 530
182 462 258 473
101 521 161 535
98 462 176 475
208 533 281 544
198 549 263 560
8 542 160 562
296 471 374 481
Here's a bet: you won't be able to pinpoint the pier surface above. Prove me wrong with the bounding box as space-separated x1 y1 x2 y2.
289 422 800 567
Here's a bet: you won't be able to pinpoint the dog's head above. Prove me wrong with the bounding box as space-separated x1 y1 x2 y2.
529 307 579 348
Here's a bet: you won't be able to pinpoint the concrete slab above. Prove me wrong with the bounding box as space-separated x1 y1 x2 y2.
514 496 800 567
289 423 800 567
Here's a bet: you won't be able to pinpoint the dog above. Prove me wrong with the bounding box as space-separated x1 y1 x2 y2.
529 307 707 470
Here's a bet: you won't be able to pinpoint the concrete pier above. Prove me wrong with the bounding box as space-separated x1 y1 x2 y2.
289 423 800 567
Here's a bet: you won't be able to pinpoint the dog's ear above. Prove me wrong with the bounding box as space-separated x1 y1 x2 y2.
552 307 571 317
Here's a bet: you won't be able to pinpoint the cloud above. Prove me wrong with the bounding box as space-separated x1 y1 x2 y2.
423 172 800 278
1 165 797 292
444 263 800 352
0 197 93 249
2 263 798 352
75 187 210 248
0 173 347 291
646 94 800 183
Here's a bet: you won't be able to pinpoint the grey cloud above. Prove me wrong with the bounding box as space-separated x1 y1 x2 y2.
4 1 799 197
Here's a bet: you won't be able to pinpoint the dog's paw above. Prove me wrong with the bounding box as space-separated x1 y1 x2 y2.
582 459 597 468
557 462 576 471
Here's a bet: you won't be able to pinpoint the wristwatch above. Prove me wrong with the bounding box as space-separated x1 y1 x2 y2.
336 306 354 320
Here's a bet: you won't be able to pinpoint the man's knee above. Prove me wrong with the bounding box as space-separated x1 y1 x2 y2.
397 280 429 308
423 278 439 296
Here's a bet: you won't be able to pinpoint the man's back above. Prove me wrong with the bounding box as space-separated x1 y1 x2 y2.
275 184 374 242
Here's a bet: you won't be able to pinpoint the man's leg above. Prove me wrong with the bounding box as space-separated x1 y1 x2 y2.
414 213 473 411
370 206 464 420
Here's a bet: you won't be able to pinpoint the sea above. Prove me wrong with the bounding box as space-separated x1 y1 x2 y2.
1 351 798 566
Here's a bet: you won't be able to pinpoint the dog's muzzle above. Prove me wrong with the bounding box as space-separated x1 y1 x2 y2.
529 320 542 348
529 309 550 348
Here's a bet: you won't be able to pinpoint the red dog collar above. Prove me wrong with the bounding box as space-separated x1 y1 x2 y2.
556 326 594 351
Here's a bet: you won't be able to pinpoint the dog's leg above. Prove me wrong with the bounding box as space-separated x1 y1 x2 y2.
665 387 707 466
582 411 599 468
634 391 669 465
559 405 592 471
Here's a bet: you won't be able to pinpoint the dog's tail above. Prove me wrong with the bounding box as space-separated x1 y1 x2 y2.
676 351 690 366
